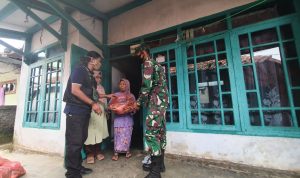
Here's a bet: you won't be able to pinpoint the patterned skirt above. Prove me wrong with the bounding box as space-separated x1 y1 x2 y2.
114 126 133 153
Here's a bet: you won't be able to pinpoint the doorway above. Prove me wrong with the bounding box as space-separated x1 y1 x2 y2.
110 55 144 149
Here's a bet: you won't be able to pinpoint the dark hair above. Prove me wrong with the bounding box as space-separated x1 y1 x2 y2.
80 51 103 66
134 44 150 56
87 51 102 59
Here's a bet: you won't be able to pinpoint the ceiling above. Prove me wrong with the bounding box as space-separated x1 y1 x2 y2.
0 0 150 36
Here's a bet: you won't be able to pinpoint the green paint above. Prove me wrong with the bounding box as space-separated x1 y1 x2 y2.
26 16 60 34
70 44 88 71
0 28 28 39
17 0 57 15
44 0 104 50
61 19 68 51
12 0 61 40
0 39 23 55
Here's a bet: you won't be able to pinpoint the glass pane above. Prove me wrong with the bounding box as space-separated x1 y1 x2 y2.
239 34 249 48
166 112 171 122
222 94 232 108
216 39 225 52
188 73 196 94
52 61 58 71
220 69 230 92
169 49 175 61
197 56 220 108
263 110 292 127
191 111 199 124
254 45 290 107
280 24 293 40
187 60 195 72
247 92 258 108
287 60 300 86
154 51 167 62
251 28 278 46
240 49 251 64
243 66 256 90
170 76 177 95
186 45 194 58
249 111 261 126
43 113 48 123
296 110 300 127
224 111 234 125
293 90 300 107
48 113 55 123
232 5 284 28
218 53 227 68
201 111 222 125
172 112 179 123
283 42 297 58
196 42 214 56
58 60 62 69
172 97 178 109
32 113 38 122
192 20 227 37
190 96 198 109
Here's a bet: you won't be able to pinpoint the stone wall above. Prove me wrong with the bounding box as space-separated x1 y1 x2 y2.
0 106 16 144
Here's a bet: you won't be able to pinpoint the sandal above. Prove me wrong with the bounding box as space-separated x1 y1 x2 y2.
86 154 95 164
96 153 105 161
126 152 132 158
111 153 118 161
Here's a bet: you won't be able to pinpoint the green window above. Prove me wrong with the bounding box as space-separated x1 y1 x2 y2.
24 56 63 129
151 44 183 129
150 14 300 137
233 18 300 134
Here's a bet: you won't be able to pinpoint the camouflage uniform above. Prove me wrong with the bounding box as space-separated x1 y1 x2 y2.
136 58 169 156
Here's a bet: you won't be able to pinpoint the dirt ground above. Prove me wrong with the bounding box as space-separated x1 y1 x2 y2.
0 144 299 178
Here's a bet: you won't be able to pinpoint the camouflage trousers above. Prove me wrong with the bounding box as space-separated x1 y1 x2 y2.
144 109 166 156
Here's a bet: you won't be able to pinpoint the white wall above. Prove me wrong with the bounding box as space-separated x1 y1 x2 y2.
13 11 103 156
31 20 61 52
167 132 300 171
108 0 255 44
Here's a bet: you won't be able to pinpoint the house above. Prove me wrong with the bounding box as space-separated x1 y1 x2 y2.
0 0 299 172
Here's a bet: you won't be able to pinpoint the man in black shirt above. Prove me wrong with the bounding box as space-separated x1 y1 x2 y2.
63 51 102 178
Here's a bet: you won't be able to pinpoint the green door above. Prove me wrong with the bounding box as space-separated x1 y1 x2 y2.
70 44 88 71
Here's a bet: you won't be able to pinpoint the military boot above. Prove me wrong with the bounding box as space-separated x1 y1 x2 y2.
144 155 162 178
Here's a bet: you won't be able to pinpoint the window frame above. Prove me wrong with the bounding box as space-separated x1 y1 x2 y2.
148 14 300 137
230 14 300 137
23 55 64 129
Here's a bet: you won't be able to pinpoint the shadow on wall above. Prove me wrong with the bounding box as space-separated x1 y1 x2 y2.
0 106 16 144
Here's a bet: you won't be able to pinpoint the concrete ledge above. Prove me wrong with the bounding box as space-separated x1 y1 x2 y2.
167 153 300 177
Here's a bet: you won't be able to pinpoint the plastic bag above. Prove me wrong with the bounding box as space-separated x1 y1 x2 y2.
109 96 135 115
0 157 26 178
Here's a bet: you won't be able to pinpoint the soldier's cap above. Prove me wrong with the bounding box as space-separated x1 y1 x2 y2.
133 44 149 56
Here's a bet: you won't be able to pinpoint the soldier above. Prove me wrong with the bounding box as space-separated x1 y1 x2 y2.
133 45 169 178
